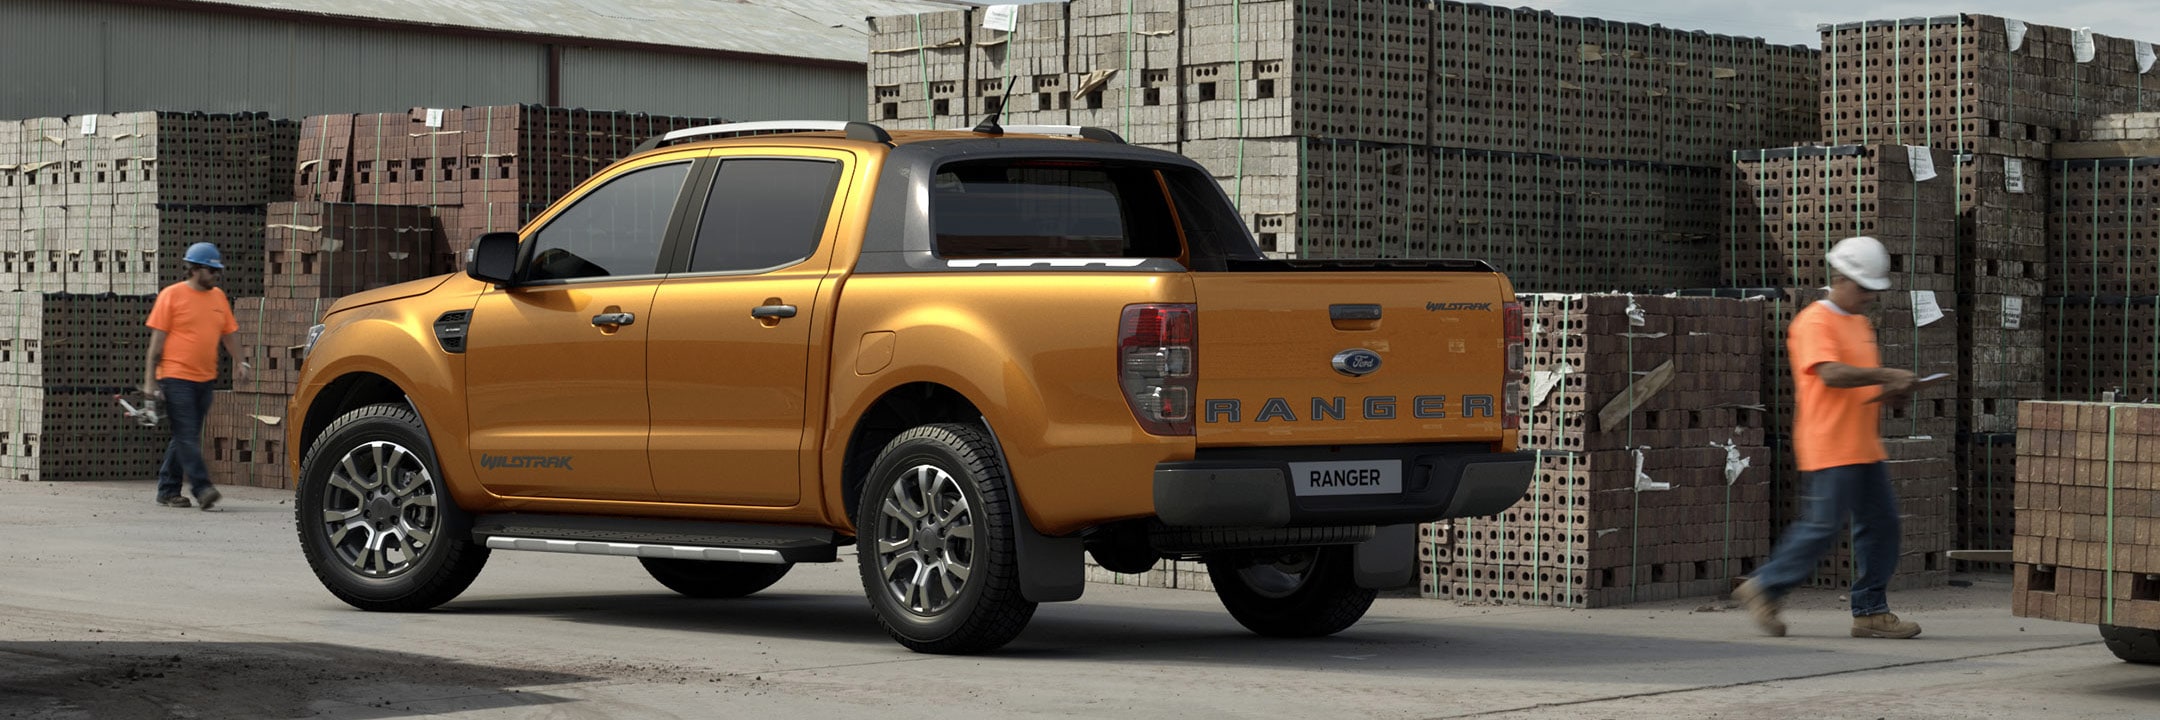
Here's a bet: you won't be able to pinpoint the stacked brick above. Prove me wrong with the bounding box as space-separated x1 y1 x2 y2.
2047 122 2160 404
0 293 171 482
205 203 441 490
1420 294 1774 607
868 0 1822 286
1422 443 1775 608
2013 401 2160 631
1 112 294 296
1816 16 2160 440
1081 558 1216 593
1958 433 2018 571
294 106 724 270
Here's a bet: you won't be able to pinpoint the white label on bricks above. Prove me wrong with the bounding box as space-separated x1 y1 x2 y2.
2006 20 2029 52
2006 157 2027 194
424 108 445 128
2075 28 2097 63
2003 296 2024 330
1908 146 1937 182
1912 291 1945 327
79 115 96 136
982 4 1017 32
2141 41 2157 73
1289 460 1402 497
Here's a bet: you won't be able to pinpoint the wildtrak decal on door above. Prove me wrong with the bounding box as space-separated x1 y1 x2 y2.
480 454 576 471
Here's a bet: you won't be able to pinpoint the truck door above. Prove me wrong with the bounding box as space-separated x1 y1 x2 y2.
463 158 695 501
646 151 851 506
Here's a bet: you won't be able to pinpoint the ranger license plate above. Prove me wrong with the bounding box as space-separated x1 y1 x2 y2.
1288 460 1403 497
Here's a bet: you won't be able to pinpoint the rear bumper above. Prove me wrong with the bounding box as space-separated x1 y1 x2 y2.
1152 446 1535 528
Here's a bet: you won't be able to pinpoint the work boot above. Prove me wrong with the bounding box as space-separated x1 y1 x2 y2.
1733 578 1786 637
194 486 222 512
1851 612 1922 639
156 495 192 508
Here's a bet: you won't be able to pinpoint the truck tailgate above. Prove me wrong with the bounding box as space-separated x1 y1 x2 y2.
1191 270 1511 447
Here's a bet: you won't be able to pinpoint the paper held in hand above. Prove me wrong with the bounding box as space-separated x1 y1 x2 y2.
1867 373 1949 404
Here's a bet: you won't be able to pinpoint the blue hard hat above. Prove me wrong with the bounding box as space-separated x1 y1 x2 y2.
183 242 224 270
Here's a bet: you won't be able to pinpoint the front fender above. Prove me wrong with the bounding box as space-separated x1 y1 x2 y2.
291 297 478 507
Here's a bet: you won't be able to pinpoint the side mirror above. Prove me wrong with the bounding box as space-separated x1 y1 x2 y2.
466 232 521 286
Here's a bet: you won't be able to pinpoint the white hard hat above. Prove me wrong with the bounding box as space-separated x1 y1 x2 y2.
1826 236 1892 291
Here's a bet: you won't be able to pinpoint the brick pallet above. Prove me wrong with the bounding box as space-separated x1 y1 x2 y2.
206 390 291 490
294 106 724 269
1 113 293 296
2045 131 2160 404
1725 144 1958 293
1082 558 1217 593
2012 401 2160 631
1959 433 2018 572
1420 293 1772 608
1517 294 1765 453
1419 445 1773 608
868 1 1820 273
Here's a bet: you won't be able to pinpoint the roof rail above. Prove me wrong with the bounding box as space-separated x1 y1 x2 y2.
634 120 893 153
947 124 1128 144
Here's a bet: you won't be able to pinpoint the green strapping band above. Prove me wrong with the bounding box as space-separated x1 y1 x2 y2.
2106 405 2119 625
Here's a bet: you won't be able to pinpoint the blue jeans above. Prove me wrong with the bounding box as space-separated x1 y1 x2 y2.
1752 462 1900 616
155 378 217 499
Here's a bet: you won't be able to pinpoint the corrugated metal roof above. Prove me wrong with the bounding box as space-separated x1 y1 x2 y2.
154 0 966 64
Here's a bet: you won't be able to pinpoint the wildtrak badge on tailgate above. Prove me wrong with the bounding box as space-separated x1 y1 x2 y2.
1425 302 1494 312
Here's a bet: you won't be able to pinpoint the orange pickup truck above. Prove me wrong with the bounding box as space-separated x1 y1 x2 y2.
289 120 1533 654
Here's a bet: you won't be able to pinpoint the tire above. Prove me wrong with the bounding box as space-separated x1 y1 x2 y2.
641 558 792 599
296 403 488 612
856 424 1036 654
2101 624 2160 664
1206 545 1377 638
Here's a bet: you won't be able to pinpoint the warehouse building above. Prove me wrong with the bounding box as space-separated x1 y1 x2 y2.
0 0 963 121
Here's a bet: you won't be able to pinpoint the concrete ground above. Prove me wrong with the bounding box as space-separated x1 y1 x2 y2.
1 481 2152 720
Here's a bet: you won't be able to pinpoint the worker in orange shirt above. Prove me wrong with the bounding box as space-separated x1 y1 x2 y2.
143 242 249 510
1734 236 1928 640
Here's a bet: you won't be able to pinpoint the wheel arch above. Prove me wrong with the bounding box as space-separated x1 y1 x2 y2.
839 381 985 530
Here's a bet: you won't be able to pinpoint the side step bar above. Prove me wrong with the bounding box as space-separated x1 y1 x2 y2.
471 513 846 564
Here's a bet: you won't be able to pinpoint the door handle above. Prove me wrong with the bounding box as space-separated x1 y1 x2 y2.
590 312 636 327
750 304 798 320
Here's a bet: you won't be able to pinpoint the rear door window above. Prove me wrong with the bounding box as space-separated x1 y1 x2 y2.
690 158 844 273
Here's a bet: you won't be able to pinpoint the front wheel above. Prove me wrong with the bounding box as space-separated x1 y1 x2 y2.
1206 545 1376 638
296 403 488 612
2101 624 2160 664
856 424 1036 654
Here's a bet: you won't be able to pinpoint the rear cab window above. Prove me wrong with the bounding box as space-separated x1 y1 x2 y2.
929 158 1261 268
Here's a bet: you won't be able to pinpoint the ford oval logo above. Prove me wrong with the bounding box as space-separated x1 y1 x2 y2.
1332 349 1382 377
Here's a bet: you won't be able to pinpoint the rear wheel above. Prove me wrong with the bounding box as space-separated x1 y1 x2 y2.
2101 625 2160 664
296 403 488 612
640 558 792 599
856 424 1036 654
1206 545 1376 638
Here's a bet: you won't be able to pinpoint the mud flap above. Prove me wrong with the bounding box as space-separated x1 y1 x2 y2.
981 417 1084 603
1012 496 1085 602
1353 524 1416 590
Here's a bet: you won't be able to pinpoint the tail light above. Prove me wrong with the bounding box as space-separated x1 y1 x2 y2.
1119 304 1196 436
1503 301 1525 431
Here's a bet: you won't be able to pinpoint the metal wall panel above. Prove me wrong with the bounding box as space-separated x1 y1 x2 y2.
557 47 868 122
0 0 868 122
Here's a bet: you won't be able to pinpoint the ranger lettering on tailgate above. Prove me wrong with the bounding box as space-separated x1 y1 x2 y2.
1202 396 1498 423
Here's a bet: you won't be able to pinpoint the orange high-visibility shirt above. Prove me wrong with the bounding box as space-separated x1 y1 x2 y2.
1787 300 1887 472
146 282 238 382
